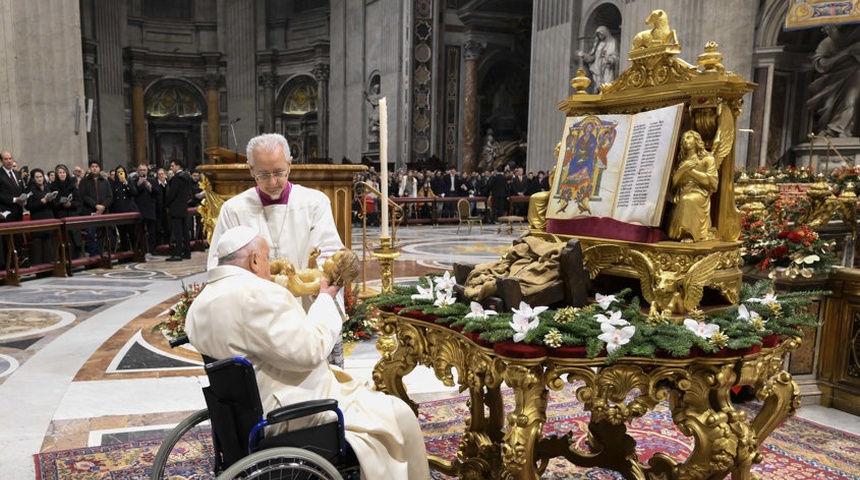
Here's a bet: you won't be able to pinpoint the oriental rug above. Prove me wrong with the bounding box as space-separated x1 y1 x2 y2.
34 389 860 479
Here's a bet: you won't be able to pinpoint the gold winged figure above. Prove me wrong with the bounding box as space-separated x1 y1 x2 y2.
628 251 722 315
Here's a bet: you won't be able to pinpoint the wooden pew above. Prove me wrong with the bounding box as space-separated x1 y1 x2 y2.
0 219 67 286
63 213 145 273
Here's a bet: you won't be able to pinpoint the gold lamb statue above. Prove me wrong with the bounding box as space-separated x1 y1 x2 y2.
632 9 678 49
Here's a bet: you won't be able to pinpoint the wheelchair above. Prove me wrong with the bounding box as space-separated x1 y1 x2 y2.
150 337 361 480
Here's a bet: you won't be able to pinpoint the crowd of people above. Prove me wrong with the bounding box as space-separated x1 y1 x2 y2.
0 150 206 267
354 164 552 225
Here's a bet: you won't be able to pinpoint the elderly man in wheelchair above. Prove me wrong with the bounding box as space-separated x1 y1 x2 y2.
151 226 430 480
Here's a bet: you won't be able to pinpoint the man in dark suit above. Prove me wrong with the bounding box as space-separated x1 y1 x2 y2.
165 160 193 261
510 167 528 215
78 161 114 257
487 167 509 223
133 164 159 255
0 151 27 267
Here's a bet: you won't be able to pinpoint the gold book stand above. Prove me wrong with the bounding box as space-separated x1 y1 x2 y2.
533 13 756 316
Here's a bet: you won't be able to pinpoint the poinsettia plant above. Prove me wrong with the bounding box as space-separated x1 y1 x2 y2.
341 283 380 342
740 198 837 279
363 273 821 364
152 281 205 339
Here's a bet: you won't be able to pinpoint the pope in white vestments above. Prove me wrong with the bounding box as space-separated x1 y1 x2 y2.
188 226 430 479
207 133 346 365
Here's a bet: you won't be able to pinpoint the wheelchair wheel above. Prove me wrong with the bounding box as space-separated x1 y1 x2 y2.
150 408 214 479
217 447 343 480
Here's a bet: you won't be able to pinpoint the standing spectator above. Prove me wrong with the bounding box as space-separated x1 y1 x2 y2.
165 160 193 261
0 151 27 268
79 161 113 257
487 167 508 223
538 170 550 191
133 164 159 255
46 170 56 189
188 170 205 242
52 165 82 258
110 166 140 251
525 170 541 196
25 169 57 265
511 167 527 215
154 168 170 248
72 166 85 186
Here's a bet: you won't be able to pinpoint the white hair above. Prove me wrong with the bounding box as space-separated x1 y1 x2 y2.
246 133 292 168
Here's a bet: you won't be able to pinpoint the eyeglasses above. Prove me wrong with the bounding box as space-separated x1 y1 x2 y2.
253 170 288 182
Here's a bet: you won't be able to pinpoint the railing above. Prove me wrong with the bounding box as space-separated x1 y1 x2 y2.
0 212 145 286
390 196 491 225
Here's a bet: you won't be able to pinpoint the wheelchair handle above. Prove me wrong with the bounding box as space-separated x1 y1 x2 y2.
168 335 190 348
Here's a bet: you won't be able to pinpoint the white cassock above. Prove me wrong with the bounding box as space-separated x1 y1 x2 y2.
207 184 344 271
186 266 431 480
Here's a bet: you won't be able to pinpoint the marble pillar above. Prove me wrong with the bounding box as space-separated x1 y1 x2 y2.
313 63 330 159
258 72 277 135
462 41 486 174
129 69 147 167
204 73 222 150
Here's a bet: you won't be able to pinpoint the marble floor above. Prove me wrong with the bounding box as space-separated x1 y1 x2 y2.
1 224 859 479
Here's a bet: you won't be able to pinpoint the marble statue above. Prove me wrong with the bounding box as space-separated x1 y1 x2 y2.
806 24 860 138
578 26 619 90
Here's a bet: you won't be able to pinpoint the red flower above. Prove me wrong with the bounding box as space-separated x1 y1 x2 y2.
777 230 789 239
786 231 804 243
772 245 789 259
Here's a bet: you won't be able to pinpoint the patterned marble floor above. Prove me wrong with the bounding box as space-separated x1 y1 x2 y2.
1 224 858 479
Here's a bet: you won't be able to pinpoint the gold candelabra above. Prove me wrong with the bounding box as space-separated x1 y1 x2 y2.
354 181 404 296
372 235 400 293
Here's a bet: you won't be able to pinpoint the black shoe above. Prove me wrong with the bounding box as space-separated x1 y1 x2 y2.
182 253 191 259
166 256 182 262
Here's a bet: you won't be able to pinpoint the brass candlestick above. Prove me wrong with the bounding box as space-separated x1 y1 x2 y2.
371 235 400 293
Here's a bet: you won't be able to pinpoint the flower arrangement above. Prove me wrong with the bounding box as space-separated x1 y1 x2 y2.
827 165 860 195
363 273 820 364
735 165 817 183
341 283 380 342
151 282 205 339
740 199 837 279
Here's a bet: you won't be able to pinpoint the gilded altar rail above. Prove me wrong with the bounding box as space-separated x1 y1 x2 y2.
373 310 800 480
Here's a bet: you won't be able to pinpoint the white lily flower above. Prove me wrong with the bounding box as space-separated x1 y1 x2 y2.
594 310 628 326
737 304 761 323
683 318 721 339
433 291 456 308
411 283 435 301
465 301 497 320
801 254 820 265
595 293 617 310
748 293 777 305
434 271 457 293
597 323 636 354
511 301 549 323
509 315 540 343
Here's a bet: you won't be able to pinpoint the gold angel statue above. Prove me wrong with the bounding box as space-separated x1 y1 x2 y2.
667 130 719 242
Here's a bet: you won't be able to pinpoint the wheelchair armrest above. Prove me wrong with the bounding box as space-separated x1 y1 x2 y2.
266 399 340 425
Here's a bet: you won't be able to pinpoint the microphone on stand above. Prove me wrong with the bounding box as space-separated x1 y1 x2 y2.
229 117 241 163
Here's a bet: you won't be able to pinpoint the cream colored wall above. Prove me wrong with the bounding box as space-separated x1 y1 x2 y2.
0 0 87 169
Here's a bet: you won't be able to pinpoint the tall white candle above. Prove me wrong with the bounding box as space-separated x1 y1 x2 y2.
379 97 389 237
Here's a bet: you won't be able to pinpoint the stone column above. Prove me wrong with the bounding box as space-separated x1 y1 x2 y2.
313 63 330 160
258 72 277 134
204 73 223 150
461 41 486 174
129 69 147 167
83 60 99 163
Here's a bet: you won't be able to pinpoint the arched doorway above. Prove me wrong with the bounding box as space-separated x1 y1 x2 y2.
145 80 205 171
275 76 319 163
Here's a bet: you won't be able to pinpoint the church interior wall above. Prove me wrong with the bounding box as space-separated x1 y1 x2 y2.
526 0 576 176
0 0 88 169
